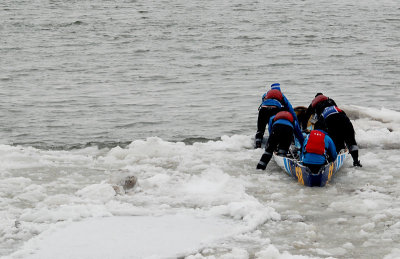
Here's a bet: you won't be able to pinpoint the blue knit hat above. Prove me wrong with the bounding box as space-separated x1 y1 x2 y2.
271 83 281 91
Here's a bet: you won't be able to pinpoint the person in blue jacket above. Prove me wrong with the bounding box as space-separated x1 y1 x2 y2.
255 83 299 149
256 111 304 170
301 120 338 174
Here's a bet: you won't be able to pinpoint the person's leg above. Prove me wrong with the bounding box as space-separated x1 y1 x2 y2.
255 107 279 148
276 126 294 156
257 124 293 170
256 125 280 170
257 151 273 170
325 115 345 152
341 114 362 166
255 108 269 147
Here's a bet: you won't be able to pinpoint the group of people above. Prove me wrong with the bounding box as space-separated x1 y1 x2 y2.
255 83 362 172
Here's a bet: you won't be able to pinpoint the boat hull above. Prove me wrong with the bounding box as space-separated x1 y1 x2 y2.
273 151 348 187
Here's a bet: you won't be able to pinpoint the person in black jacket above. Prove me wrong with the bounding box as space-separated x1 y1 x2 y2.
302 93 362 167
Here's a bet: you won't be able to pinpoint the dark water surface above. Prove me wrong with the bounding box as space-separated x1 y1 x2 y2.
1 0 399 148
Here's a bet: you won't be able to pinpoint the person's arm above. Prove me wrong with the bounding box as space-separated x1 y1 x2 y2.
282 95 297 120
294 121 304 146
326 137 338 162
300 135 309 161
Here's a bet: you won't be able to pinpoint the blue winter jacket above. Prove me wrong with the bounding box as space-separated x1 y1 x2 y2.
268 115 305 147
301 130 337 165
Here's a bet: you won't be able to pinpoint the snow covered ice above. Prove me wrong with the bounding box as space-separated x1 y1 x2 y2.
1 106 400 258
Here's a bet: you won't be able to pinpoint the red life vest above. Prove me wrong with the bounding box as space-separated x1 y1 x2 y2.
311 95 328 108
305 130 325 155
273 111 294 123
265 89 283 102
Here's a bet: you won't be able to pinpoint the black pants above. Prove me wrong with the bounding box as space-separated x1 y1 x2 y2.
325 112 357 152
256 106 280 140
265 124 294 154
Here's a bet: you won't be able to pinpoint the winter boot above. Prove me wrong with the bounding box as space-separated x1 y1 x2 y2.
257 152 272 170
349 145 362 167
255 138 262 149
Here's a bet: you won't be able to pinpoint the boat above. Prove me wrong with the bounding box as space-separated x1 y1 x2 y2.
271 106 348 187
273 149 348 187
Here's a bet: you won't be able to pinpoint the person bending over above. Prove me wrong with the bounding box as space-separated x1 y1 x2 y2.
256 111 304 170
255 83 299 149
303 93 362 167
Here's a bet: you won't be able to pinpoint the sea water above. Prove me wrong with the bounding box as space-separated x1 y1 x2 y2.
1 0 400 258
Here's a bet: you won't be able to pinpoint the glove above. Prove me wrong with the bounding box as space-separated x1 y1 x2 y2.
255 140 262 149
353 160 362 167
